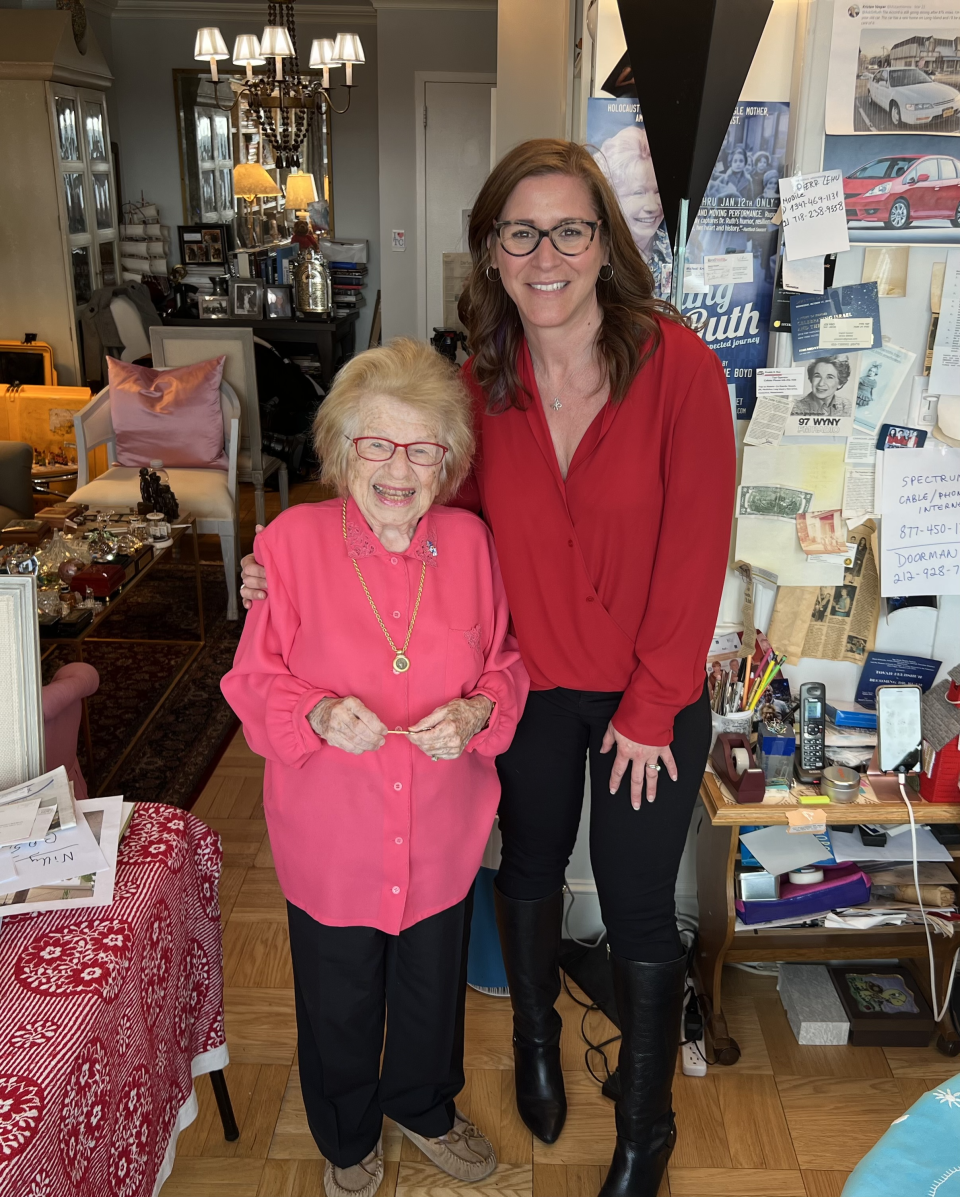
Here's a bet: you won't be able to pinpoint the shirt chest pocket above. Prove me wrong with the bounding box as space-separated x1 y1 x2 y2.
444 625 484 699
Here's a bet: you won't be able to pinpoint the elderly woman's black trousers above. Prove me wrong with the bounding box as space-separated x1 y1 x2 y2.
286 888 473 1168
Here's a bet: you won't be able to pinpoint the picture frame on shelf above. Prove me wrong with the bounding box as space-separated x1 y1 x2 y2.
0 575 45 790
198 295 229 320
229 278 264 319
265 284 293 320
177 223 231 268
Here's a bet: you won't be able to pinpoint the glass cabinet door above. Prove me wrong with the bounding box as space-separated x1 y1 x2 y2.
51 86 119 312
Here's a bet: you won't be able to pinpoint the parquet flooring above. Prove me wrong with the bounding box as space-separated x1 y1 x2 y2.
158 482 951 1195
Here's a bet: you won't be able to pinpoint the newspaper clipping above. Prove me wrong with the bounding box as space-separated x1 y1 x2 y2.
767 521 880 665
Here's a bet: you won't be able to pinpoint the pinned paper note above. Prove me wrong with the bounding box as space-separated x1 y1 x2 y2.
756 367 805 397
929 249 960 396
744 394 791 446
778 171 850 263
879 446 960 596
703 253 754 286
782 255 825 295
820 317 873 350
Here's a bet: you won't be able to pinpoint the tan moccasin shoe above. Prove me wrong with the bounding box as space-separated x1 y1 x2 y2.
399 1108 497 1182
323 1137 384 1197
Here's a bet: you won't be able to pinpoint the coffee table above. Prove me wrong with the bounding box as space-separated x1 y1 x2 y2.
38 510 204 795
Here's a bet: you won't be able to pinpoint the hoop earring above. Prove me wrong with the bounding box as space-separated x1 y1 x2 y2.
598 263 614 282
485 265 501 282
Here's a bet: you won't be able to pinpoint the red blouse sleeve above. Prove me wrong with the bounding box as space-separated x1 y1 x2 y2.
612 351 735 746
220 532 338 767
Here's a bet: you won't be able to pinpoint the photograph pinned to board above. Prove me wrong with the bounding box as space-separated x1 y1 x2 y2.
586 93 790 418
790 283 882 360
785 353 858 437
826 2 960 137
862 246 909 297
822 134 960 245
853 342 917 436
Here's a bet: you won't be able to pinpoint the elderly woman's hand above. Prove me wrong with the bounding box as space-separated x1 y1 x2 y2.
408 696 493 760
308 696 387 754
240 525 269 609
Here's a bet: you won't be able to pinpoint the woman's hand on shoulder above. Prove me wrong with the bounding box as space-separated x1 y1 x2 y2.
600 722 677 809
240 524 269 609
308 696 387 754
408 696 493 761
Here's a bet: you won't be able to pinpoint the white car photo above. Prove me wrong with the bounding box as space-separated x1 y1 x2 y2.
867 67 960 126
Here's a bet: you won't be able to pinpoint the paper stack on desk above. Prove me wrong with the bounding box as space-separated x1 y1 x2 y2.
0 768 130 920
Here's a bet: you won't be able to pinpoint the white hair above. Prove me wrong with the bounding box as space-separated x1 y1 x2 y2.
593 124 653 191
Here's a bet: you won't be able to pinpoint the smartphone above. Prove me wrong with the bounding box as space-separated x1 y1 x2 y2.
876 684 923 774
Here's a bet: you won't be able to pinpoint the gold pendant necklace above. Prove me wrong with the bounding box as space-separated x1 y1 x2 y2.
343 499 426 674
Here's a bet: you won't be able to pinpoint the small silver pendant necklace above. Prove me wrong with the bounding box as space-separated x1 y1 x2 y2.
539 347 598 413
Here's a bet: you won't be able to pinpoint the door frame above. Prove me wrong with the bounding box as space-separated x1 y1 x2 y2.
414 71 497 340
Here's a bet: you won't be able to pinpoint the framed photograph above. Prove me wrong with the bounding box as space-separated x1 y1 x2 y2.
828 966 934 1047
199 295 229 320
230 278 264 319
177 223 231 268
0 575 45 790
265 284 293 320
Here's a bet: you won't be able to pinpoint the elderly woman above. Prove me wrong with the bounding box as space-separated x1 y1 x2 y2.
221 338 528 1197
792 356 852 417
593 125 672 300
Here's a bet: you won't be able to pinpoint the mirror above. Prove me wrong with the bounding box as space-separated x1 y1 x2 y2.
173 70 334 248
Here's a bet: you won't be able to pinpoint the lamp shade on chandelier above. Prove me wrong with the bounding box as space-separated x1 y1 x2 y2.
192 1 363 169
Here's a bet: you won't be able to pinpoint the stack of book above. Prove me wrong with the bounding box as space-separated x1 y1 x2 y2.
329 261 367 315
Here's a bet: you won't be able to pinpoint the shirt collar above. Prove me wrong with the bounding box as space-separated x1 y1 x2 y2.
343 495 439 566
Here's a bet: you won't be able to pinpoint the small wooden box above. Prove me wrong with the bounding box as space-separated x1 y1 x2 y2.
1 518 50 546
828 966 934 1047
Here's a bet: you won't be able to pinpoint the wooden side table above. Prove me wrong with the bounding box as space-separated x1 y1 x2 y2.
695 771 960 1061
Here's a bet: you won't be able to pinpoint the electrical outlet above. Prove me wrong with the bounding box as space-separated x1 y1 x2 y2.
681 1039 707 1077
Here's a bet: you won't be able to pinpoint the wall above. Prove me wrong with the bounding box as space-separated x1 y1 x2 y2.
374 1 497 340
108 4 381 349
494 0 570 157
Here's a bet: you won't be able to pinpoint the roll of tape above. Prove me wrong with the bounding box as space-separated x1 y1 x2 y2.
788 867 824 886
732 747 750 776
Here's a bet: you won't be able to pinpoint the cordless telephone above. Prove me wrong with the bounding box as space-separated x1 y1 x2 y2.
796 682 826 782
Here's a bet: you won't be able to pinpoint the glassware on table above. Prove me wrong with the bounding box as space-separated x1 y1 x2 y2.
37 589 62 618
146 512 172 547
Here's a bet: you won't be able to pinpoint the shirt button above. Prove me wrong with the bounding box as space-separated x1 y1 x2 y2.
392 610 401 618
392 886 401 894
390 556 399 565
395 726 403 732
568 539 574 547
586 596 595 603
394 782 402 791
395 836 403 844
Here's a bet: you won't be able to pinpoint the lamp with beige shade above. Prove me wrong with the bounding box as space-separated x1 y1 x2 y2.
233 163 282 247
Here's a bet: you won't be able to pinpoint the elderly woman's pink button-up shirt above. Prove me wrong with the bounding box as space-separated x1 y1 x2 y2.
221 497 529 934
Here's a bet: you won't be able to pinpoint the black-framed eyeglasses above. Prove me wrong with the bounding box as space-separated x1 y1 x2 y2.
494 219 601 257
349 436 448 466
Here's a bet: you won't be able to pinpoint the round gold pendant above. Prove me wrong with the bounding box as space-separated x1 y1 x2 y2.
393 653 411 674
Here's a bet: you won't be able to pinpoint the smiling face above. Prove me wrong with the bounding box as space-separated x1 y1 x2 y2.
489 173 607 334
346 394 444 539
616 156 663 255
810 362 841 400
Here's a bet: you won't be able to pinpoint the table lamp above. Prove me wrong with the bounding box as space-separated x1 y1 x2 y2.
234 163 283 246
284 171 319 222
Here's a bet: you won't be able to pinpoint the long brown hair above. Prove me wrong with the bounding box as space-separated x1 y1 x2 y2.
458 138 682 413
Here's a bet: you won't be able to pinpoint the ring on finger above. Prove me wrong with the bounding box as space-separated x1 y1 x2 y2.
645 764 660 772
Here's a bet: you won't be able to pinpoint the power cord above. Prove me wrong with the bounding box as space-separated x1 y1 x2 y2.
898 770 959 1025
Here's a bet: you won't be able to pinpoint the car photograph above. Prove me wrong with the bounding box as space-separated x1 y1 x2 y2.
867 67 960 126
843 153 960 228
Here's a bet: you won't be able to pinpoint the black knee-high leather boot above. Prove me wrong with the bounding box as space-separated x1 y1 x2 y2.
598 952 687 1197
493 884 567 1144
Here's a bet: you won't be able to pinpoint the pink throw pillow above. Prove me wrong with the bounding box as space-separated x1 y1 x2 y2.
108 356 228 471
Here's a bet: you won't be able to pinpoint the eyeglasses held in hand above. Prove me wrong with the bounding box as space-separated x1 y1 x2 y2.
350 436 448 466
494 219 601 257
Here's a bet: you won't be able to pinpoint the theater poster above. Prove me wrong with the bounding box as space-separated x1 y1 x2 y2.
587 98 790 418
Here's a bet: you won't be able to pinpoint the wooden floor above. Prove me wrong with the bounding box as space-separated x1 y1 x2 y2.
159 482 958 1196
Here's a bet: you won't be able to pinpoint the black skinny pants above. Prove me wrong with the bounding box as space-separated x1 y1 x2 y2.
287 889 473 1168
496 685 710 962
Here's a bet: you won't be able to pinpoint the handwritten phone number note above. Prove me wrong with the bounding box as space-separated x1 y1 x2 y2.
778 171 850 262
880 447 960 596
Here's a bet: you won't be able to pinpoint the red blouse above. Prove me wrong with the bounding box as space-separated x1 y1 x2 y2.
458 316 736 747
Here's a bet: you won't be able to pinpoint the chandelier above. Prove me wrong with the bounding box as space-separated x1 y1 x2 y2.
194 0 363 169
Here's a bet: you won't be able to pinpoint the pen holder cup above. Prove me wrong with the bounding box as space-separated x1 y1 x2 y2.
711 710 753 750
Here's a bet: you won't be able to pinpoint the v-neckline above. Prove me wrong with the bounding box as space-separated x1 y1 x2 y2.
520 341 612 485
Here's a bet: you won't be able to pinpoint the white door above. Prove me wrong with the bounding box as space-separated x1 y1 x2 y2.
423 80 493 338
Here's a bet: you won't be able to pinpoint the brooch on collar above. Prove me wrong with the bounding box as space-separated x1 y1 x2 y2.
425 539 438 557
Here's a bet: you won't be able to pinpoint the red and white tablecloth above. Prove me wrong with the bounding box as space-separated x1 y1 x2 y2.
0 803 227 1197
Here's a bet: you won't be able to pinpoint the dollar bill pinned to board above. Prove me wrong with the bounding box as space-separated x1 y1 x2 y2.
737 484 814 521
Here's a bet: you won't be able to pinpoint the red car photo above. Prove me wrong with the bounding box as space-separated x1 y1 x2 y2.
843 153 960 228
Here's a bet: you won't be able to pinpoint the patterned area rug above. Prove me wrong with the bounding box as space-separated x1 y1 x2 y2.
43 560 243 806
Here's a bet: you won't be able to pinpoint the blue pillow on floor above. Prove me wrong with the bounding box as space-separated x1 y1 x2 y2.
842 1071 960 1196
